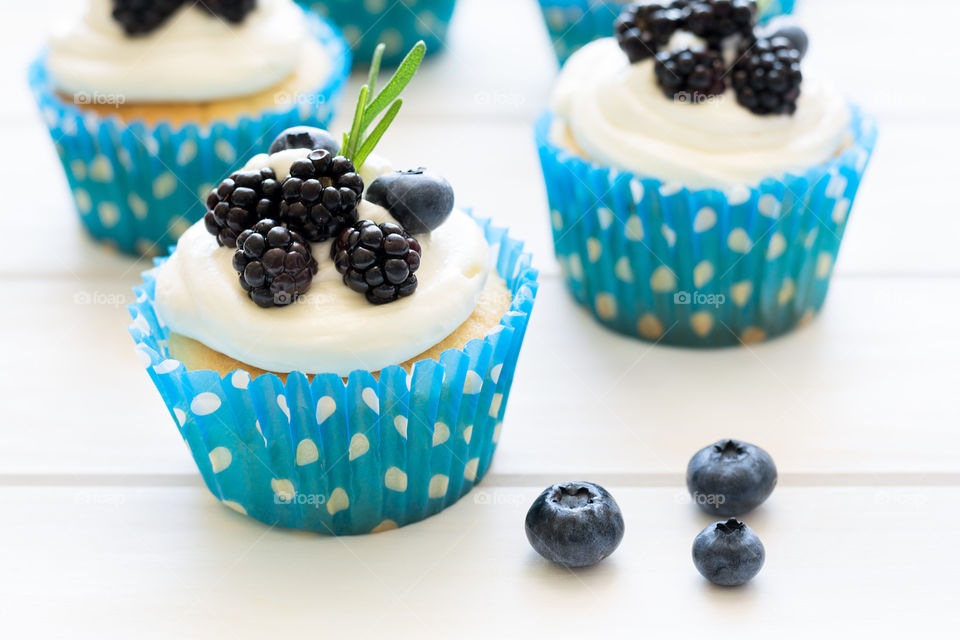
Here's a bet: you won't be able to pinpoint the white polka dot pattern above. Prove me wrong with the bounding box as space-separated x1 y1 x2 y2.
428 475 449 499
326 488 349 515
348 433 369 461
190 393 220 416
209 447 232 473
433 422 450 446
125 190 535 535
32 13 350 256
384 467 407 492
296 439 319 466
540 104 875 348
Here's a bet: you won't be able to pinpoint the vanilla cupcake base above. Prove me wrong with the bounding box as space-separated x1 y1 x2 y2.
60 38 334 127
168 273 512 379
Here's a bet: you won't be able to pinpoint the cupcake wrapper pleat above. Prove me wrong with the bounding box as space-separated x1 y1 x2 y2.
296 0 457 65
537 0 797 64
128 215 538 535
28 13 351 256
536 107 877 347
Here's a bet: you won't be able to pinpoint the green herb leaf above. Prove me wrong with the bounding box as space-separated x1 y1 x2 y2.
360 41 425 131
352 99 402 170
344 84 369 159
340 40 426 170
366 43 386 97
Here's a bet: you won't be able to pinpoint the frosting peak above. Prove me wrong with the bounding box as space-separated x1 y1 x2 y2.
155 207 491 375
550 38 851 189
155 147 491 375
47 0 309 102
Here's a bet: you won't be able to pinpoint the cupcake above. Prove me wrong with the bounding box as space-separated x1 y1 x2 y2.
129 44 538 535
537 4 876 346
295 0 457 66
29 0 351 255
538 0 796 64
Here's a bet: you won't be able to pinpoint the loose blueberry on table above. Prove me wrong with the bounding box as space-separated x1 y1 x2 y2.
615 0 807 114
525 481 625 568
692 518 765 586
686 439 778 517
197 41 455 309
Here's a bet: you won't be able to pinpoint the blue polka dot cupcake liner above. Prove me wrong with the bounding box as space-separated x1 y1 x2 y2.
127 216 538 535
535 107 877 347
295 0 457 66
537 0 797 64
27 13 351 257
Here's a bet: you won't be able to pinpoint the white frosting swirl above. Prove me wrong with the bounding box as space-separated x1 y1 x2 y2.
47 0 311 102
550 38 851 189
155 150 491 376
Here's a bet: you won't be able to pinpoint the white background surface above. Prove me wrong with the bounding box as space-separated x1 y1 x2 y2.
1 0 958 637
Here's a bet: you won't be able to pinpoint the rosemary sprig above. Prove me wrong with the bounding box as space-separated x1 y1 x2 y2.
367 43 386 97
342 40 426 170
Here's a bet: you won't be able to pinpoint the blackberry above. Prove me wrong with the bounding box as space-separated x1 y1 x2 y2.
654 48 726 101
200 0 257 23
685 0 756 48
731 37 802 115
233 219 318 308
111 0 183 36
331 220 422 305
203 167 282 248
615 1 690 63
279 150 364 242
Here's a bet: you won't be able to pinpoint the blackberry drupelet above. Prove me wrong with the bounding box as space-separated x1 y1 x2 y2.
331 220 422 305
200 0 257 23
233 219 318 308
731 36 802 115
111 0 183 36
615 1 690 64
654 48 726 101
685 0 756 48
279 150 364 242
203 167 282 248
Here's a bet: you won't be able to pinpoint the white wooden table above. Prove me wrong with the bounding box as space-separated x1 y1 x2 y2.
2 0 958 637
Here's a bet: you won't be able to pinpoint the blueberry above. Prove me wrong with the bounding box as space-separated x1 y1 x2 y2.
692 518 765 586
365 169 455 234
759 18 808 59
524 481 625 568
686 439 777 517
268 126 341 155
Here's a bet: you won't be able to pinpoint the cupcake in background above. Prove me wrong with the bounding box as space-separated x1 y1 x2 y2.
538 0 795 64
29 0 351 256
129 44 538 535
537 2 876 346
296 0 457 66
